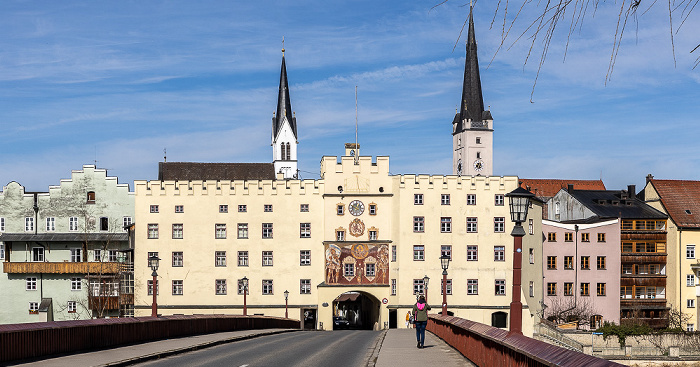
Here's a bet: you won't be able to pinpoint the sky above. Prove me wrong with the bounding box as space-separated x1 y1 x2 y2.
1 0 698 193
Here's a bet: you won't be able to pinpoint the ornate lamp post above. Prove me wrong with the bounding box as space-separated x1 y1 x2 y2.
284 290 289 318
505 187 535 335
242 276 249 316
422 274 430 302
148 254 160 317
440 254 451 316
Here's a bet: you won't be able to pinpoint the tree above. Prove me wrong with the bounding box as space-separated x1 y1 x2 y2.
544 296 599 329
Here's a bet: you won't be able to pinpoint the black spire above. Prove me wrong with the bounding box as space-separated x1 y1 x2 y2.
453 6 490 134
273 53 297 140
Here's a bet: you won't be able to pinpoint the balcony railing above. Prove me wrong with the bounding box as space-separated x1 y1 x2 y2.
3 262 122 274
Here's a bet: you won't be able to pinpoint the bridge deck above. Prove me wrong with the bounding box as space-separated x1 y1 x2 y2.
376 329 475 367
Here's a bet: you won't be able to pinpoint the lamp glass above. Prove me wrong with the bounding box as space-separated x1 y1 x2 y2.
423 275 430 288
284 290 289 300
440 254 451 271
506 187 535 224
148 255 160 272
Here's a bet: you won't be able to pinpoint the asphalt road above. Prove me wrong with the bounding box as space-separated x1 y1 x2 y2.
136 330 382 367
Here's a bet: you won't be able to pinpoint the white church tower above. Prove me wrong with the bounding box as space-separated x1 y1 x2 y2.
452 6 493 177
272 49 298 179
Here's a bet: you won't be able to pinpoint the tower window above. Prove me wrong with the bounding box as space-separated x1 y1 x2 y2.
281 144 286 161
476 152 481 159
286 143 291 160
476 137 481 144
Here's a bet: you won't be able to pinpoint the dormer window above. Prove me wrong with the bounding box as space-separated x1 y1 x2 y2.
87 191 96 204
686 210 693 215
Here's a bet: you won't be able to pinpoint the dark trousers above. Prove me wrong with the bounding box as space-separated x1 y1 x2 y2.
415 321 427 345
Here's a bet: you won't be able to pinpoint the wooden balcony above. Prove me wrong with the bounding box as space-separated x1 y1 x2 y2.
621 298 667 310
621 233 666 241
119 293 134 306
3 262 121 274
620 276 666 287
89 296 119 310
621 254 667 263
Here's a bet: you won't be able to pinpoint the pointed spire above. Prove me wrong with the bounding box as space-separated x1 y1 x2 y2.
456 6 487 131
273 50 297 140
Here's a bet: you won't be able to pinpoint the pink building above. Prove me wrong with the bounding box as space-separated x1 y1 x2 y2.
542 219 620 328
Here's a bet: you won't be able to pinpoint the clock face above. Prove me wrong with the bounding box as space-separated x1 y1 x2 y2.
473 159 484 172
349 200 365 216
457 159 463 175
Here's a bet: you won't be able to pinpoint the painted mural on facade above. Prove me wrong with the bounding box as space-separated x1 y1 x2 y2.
325 243 389 285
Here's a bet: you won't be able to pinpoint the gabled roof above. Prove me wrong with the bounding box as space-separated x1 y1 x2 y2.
566 189 667 220
648 179 700 228
158 162 275 181
272 54 297 140
520 179 606 199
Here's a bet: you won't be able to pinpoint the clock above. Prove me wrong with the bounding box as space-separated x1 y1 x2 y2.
457 159 463 176
349 200 365 216
473 159 484 172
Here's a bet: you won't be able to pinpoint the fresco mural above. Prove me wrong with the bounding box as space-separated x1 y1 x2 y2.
325 243 389 285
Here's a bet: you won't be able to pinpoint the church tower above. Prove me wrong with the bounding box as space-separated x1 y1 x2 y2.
452 6 493 177
272 49 298 179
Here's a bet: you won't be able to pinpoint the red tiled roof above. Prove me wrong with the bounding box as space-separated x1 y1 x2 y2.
649 179 700 228
519 179 606 199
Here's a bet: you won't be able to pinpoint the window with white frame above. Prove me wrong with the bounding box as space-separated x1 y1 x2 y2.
494 246 505 261
264 204 273 212
413 245 424 261
441 245 452 260
147 279 159 295
67 301 77 313
26 277 37 290
300 204 309 212
300 223 311 238
300 250 311 266
29 302 39 314
238 223 248 239
32 247 44 262
238 205 247 213
150 205 159 213
413 279 425 295
215 224 226 239
175 205 184 213
441 279 452 295
414 194 423 205
219 205 228 213
71 277 82 291
688 274 696 286
238 251 248 266
391 245 397 262
148 224 158 239
70 248 82 262
467 194 476 205
215 279 227 295
467 245 478 261
494 217 505 233
366 263 376 277
69 217 79 231
495 279 506 295
262 223 273 238
336 230 345 241
413 216 424 232
262 251 273 266
108 250 117 262
528 219 534 235
369 204 377 215
467 217 478 233
369 230 377 240
441 217 452 233
172 224 183 239
172 251 183 267
93 249 102 262
467 279 478 295
688 324 695 332
172 280 183 295
688 299 696 308
688 245 696 259
441 194 450 205
123 216 132 229
25 217 34 232
300 279 311 294
46 217 55 231
344 263 354 277
215 251 226 267
337 204 344 215
495 194 504 206
237 279 248 295
262 279 273 295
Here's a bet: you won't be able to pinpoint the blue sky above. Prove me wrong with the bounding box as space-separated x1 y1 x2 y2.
1 1 698 192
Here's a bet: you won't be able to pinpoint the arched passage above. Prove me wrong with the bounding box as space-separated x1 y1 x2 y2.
332 291 381 330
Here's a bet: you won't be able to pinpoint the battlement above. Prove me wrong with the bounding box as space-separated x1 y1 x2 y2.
135 178 323 197
397 174 518 191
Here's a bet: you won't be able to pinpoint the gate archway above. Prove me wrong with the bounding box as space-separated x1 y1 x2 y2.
333 291 381 330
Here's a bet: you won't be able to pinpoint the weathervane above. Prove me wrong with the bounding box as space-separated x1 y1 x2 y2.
282 36 285 55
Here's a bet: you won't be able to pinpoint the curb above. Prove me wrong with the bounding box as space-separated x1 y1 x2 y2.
365 329 388 367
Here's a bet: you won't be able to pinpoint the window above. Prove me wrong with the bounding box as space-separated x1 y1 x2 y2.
238 251 248 266
441 194 450 205
300 250 311 266
366 263 376 277
580 283 590 296
547 282 557 296
148 224 159 239
687 274 696 286
46 217 55 231
564 232 573 242
300 204 309 212
369 204 377 215
441 217 452 233
581 256 590 270
215 280 227 295
26 277 37 290
172 224 183 239
688 245 696 259
87 191 96 204
300 223 311 238
237 223 248 239
67 301 77 313
0 217 4 232
238 205 247 212
262 223 273 238
337 204 344 215
529 281 535 297
172 280 183 295
564 282 573 296
29 302 39 314
547 256 557 270
467 194 476 205
495 280 506 295
547 233 556 242
147 280 159 295
413 217 424 232
529 248 535 264
597 283 606 296
597 256 606 270
466 217 478 233
100 217 109 231
175 205 184 213
564 256 573 270
413 279 426 295
25 217 34 232
413 245 425 261
69 217 78 231
300 279 311 294
391 279 397 295
467 279 479 295
215 224 227 239
32 247 44 262
262 280 273 295
391 245 397 262
336 230 345 241
369 230 377 240
70 249 82 262
466 245 478 261
688 299 696 308
414 194 423 205
441 245 452 260
264 204 273 212
344 263 355 277
494 217 505 233
0 242 4 260
219 205 228 213
597 233 606 242
581 233 590 242
71 277 82 291
150 205 159 213
495 194 504 206
528 219 534 235
688 324 695 332
123 216 132 229
262 251 273 266
108 250 117 262
441 279 452 295
215 251 226 267
476 137 481 144
494 246 505 261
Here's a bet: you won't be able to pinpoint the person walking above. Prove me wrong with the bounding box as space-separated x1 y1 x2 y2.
405 311 411 328
412 295 431 348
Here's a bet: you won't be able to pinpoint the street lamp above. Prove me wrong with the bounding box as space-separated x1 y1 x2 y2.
505 187 535 335
241 276 249 316
422 274 430 302
148 254 160 317
284 290 289 318
440 254 451 316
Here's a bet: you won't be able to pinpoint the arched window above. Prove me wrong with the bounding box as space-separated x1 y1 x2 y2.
280 143 286 161
285 142 291 160
87 191 96 204
491 311 507 328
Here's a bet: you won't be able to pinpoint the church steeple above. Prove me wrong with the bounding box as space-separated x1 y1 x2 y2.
454 6 490 131
273 52 297 141
272 46 299 179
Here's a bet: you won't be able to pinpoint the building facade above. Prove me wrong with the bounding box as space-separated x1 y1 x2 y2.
0 165 135 324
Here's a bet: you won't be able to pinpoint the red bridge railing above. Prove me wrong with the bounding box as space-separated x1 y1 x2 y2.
0 315 299 363
428 315 623 367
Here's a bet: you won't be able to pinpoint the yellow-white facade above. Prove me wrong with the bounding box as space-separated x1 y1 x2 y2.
133 151 543 335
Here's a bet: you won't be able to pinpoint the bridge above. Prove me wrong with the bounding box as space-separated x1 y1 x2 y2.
0 315 622 366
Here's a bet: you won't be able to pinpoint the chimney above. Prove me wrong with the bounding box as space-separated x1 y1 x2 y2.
567 184 574 193
646 174 654 184
628 185 636 198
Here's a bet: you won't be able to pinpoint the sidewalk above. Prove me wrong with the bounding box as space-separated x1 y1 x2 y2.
374 328 475 367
